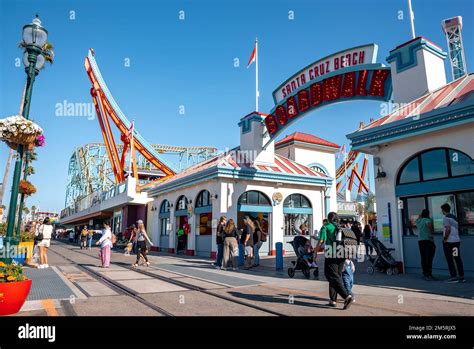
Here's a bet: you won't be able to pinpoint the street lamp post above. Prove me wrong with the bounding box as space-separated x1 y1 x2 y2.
4 16 48 249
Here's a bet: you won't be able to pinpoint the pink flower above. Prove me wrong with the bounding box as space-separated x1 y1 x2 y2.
35 134 45 147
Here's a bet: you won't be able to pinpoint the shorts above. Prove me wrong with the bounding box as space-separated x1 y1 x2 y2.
245 246 253 257
38 239 50 248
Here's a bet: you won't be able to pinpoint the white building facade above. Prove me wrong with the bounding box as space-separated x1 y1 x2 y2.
347 37 474 276
146 113 340 257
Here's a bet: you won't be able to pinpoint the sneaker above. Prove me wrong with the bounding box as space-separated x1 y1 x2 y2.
44 264 49 269
311 262 318 268
445 277 459 283
38 264 44 269
132 263 138 267
343 295 354 310
327 302 337 308
146 262 150 267
232 268 238 271
458 278 466 283
220 267 227 271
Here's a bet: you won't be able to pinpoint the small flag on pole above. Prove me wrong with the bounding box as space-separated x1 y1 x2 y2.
247 45 256 68
127 121 134 141
337 144 346 159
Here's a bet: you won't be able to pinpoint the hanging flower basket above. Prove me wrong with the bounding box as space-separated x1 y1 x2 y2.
0 115 43 149
0 261 32 315
18 180 36 196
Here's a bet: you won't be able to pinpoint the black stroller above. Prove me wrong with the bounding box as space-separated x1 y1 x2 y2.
366 238 399 275
287 235 319 279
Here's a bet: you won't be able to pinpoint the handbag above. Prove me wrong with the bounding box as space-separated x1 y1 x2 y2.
35 225 44 243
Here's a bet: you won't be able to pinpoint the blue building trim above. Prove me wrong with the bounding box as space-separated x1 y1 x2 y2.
307 163 329 175
395 175 474 197
159 212 170 219
283 207 313 214
386 37 447 74
347 100 474 150
174 209 188 217
238 204 273 213
148 164 333 197
194 206 212 214
238 113 265 134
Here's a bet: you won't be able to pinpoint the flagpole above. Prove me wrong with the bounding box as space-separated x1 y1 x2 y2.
255 37 259 112
129 121 134 177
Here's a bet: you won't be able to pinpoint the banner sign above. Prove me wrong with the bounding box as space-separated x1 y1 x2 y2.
273 44 378 104
264 44 392 142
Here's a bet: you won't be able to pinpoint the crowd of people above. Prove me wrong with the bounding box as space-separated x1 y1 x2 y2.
213 215 268 271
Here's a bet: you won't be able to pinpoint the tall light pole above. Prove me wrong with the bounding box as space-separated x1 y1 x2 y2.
5 15 48 250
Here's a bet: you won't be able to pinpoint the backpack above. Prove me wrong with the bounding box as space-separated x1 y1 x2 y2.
81 229 88 237
336 227 358 258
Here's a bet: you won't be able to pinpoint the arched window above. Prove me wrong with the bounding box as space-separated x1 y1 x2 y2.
308 163 328 175
159 200 170 237
195 190 211 208
160 200 170 213
238 190 271 206
283 194 312 208
176 195 188 210
397 148 474 185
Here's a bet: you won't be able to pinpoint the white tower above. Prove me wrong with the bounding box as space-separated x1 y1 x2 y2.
442 16 468 80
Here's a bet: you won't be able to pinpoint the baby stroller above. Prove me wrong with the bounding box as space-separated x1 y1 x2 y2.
287 235 319 279
366 238 399 275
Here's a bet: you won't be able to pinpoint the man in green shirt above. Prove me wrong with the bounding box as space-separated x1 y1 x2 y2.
316 212 354 310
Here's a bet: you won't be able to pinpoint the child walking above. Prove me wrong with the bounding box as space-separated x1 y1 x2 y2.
342 258 355 301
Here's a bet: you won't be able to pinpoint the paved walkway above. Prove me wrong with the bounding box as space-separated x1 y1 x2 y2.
15 239 474 316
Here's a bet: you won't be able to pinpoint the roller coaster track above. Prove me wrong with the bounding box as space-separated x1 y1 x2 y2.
84 49 177 188
335 150 369 196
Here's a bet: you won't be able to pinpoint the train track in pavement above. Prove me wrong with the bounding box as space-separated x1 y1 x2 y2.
50 243 287 316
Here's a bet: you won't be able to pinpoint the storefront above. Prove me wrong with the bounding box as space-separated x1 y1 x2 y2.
346 36 474 275
283 194 313 251
237 190 272 255
145 113 338 258
195 190 213 256
174 195 189 254
158 199 170 251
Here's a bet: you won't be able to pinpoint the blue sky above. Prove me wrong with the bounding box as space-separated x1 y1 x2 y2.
1 0 473 212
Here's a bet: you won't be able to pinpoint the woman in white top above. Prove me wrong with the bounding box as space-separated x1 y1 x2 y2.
95 221 113 268
133 220 153 267
36 217 53 269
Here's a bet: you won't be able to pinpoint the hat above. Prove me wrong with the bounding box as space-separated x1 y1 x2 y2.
137 220 144 224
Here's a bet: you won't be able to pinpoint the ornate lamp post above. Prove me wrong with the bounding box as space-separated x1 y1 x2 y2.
4 15 49 249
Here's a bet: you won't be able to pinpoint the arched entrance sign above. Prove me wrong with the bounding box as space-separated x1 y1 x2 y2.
265 44 392 142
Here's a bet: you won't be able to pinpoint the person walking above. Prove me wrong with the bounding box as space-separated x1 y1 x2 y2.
441 204 465 283
80 225 88 250
87 227 94 250
222 219 239 271
133 220 153 267
36 217 53 269
415 209 436 280
129 224 138 254
363 224 373 257
241 216 255 269
315 212 354 310
96 221 113 268
342 258 355 300
252 219 267 267
214 216 226 268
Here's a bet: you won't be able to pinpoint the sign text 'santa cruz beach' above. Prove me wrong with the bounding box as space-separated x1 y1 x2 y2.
265 44 392 141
